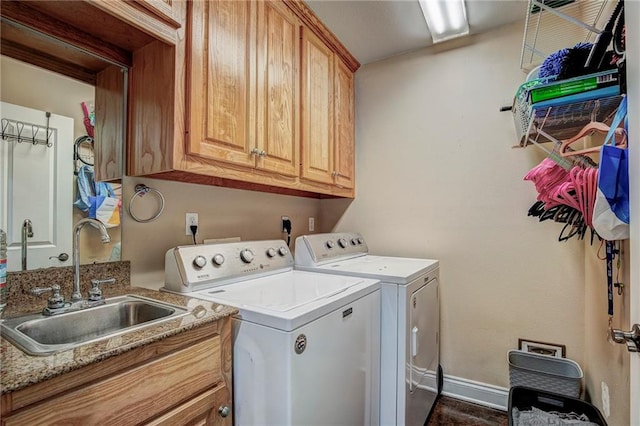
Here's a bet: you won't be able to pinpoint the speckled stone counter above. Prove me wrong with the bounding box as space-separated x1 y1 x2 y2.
5 262 132 317
1 287 237 394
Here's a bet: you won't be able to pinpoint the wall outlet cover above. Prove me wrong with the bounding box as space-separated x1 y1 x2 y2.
185 212 198 235
518 339 566 358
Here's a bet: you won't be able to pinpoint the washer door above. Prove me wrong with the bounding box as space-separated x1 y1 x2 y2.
405 277 439 425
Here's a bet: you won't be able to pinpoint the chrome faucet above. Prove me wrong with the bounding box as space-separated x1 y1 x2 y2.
71 218 111 302
30 219 113 316
21 219 33 271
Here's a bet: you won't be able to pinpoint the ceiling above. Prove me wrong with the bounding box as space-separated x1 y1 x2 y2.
305 0 529 65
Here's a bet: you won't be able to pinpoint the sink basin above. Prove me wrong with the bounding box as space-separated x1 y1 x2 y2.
1 295 190 356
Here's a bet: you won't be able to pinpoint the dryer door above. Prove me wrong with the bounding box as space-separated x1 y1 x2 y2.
405 277 439 425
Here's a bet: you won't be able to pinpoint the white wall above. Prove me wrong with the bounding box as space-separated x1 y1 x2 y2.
122 176 321 287
321 22 587 389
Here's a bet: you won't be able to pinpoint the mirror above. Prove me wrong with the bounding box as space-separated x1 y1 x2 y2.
0 19 126 272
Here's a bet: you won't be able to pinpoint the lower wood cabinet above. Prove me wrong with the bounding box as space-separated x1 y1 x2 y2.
1 319 232 426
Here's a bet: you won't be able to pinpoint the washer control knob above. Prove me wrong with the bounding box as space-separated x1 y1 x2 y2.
351 238 358 245
212 254 225 266
338 238 348 248
357 237 364 245
240 249 255 263
326 240 335 249
193 255 207 269
266 248 277 258
278 246 289 256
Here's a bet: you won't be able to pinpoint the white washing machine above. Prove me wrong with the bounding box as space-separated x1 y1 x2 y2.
295 232 440 426
163 239 381 426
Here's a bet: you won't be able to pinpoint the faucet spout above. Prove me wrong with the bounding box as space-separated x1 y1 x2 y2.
72 218 111 302
21 219 33 271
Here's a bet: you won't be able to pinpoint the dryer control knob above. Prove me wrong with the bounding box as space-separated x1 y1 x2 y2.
278 246 289 256
193 255 207 269
338 238 348 248
351 238 358 245
357 237 364 245
240 249 255 263
326 240 335 249
266 248 277 258
212 254 225 266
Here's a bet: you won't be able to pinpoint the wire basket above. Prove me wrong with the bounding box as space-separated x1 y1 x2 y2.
512 76 557 146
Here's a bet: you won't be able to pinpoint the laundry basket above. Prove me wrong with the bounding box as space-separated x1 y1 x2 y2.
508 350 583 398
508 386 607 426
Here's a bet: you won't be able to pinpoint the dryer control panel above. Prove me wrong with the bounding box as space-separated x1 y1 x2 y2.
295 232 368 266
164 240 294 293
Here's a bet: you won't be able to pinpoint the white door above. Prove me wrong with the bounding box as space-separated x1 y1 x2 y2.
0 102 73 271
626 2 640 424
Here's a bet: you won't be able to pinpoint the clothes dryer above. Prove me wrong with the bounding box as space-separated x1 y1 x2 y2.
295 232 441 426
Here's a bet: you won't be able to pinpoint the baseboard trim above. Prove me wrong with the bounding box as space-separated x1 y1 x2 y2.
442 375 509 411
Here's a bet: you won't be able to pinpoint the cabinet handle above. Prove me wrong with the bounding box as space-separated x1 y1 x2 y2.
250 148 259 156
259 150 267 158
218 405 231 418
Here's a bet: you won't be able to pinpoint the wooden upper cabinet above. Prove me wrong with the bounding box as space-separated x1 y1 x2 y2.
187 0 299 176
94 65 125 182
255 1 300 177
333 58 355 189
128 0 359 197
300 26 334 185
187 0 257 169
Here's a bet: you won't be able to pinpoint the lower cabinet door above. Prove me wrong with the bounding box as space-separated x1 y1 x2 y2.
146 384 232 426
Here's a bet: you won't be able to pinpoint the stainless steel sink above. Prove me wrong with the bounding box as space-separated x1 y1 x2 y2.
0 295 190 356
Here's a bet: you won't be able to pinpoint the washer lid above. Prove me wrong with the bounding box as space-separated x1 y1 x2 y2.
192 270 380 331
300 255 439 284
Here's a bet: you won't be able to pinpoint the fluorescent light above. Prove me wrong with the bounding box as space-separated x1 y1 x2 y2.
419 0 470 43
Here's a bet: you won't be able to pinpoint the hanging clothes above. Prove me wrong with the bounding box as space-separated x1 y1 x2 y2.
73 165 120 227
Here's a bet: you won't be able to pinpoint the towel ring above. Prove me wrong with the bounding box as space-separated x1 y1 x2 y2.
128 184 165 223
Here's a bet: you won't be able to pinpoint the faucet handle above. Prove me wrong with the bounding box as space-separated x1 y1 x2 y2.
88 278 116 302
30 284 65 309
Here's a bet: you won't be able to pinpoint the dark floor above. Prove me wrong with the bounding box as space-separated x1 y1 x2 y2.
427 396 508 426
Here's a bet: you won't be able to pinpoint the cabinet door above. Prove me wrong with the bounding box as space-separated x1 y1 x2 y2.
146 384 232 426
94 64 125 182
187 0 256 169
300 27 334 185
256 1 300 177
333 59 355 189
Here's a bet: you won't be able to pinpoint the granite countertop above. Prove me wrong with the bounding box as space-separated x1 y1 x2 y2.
0 287 238 394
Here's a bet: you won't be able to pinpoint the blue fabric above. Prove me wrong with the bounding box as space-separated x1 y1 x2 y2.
599 145 629 223
538 42 594 79
74 165 115 213
599 97 629 224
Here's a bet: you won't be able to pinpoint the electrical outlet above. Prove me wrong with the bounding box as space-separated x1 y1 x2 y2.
308 217 315 232
601 382 610 418
185 213 198 235
281 216 290 232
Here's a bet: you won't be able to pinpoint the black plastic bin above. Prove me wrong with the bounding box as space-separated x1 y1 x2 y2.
508 386 607 426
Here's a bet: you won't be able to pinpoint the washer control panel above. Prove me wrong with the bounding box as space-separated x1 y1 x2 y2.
295 232 368 265
164 240 293 292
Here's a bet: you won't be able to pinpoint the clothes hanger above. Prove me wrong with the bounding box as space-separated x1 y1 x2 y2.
559 122 627 157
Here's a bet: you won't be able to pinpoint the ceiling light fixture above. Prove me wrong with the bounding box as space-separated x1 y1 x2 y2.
419 0 469 43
